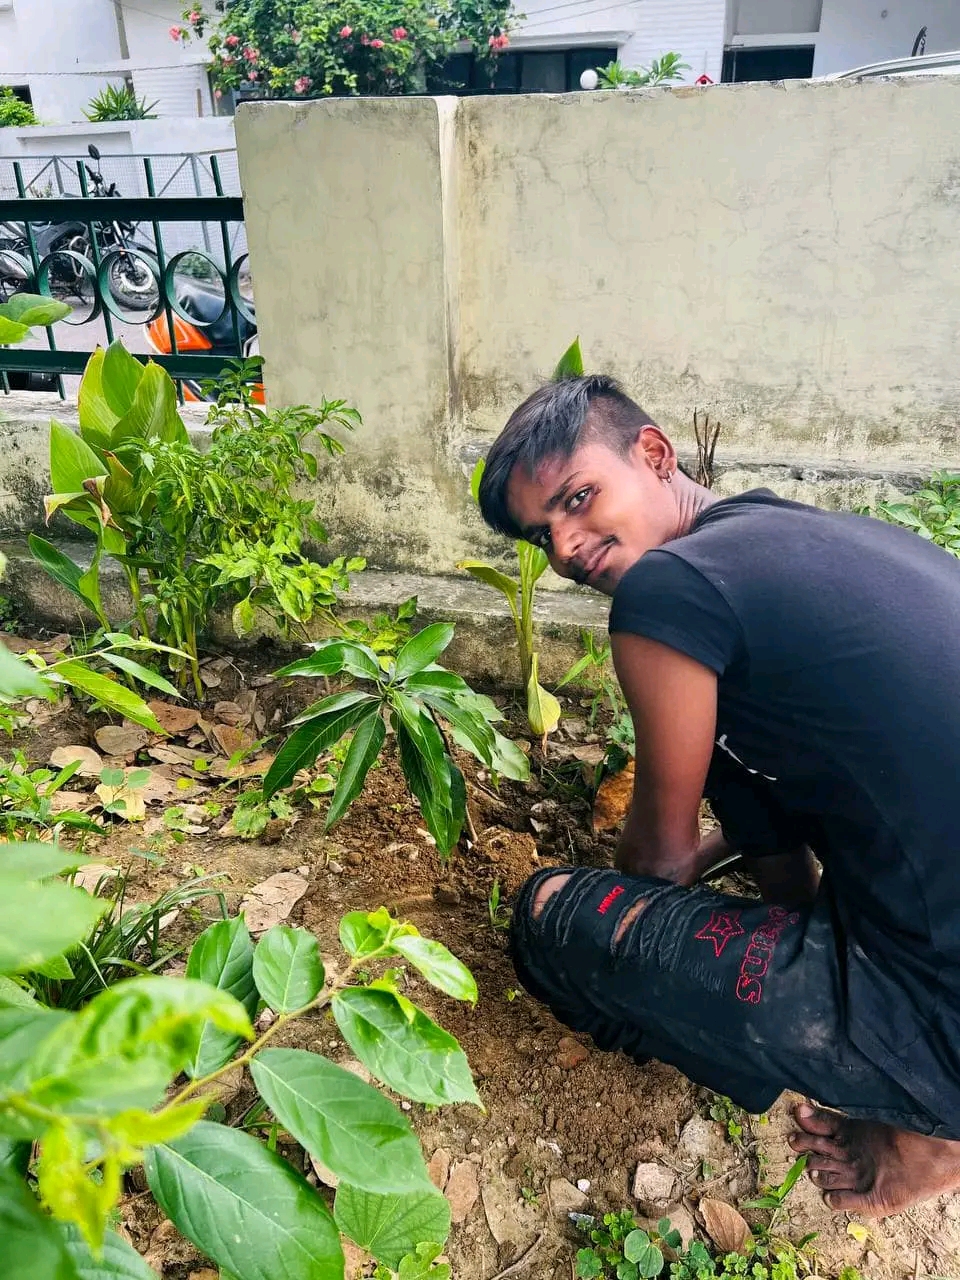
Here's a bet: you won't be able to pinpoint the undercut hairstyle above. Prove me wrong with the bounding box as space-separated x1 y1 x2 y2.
477 374 656 538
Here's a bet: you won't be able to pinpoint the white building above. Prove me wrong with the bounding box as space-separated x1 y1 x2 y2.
0 0 214 125
2 0 959 124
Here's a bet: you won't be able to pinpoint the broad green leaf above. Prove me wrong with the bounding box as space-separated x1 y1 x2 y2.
145 1121 343 1280
324 704 385 829
390 936 477 1004
184 918 257 1079
517 538 550 587
28 535 100 617
77 348 120 452
98 652 180 699
392 624 455 682
393 713 462 856
33 953 75 980
0 877 107 975
27 977 253 1115
251 925 324 1013
623 1232 662 1278
251 1049 432 1193
526 654 561 738
38 1119 118 1252
264 697 377 797
274 641 347 679
469 457 485 504
61 1223 159 1280
455 560 519 609
397 1243 450 1280
334 1182 450 1271
332 988 479 1107
0 1006 68 1096
47 663 163 733
112 362 186 447
49 420 106 495
233 597 256 636
0 315 29 344
489 730 530 782
0 977 39 1010
416 691 494 766
0 1136 31 1177
288 688 376 727
0 293 71 328
0 1168 80 1280
339 911 390 958
553 336 584 379
101 341 144 418
403 669 471 696
0 637 49 698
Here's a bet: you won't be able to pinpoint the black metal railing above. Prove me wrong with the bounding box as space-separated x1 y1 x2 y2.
0 154 252 398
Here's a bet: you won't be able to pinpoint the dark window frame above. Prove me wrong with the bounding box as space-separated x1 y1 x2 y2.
721 45 815 82
427 46 618 95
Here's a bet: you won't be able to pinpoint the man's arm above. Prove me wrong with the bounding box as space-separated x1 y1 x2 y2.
610 632 718 883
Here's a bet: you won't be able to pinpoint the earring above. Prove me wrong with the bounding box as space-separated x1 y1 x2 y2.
662 470 673 484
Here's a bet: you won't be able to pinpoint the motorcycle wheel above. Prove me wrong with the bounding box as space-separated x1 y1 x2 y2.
106 251 159 308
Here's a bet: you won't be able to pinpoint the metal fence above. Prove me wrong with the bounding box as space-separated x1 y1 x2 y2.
0 153 251 397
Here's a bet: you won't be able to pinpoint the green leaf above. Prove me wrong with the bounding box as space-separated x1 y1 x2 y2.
390 936 477 1005
393 710 463 856
0 977 39 1010
101 341 144 418
251 925 324 1013
416 691 494 767
778 1154 807 1199
28 535 100 618
0 1006 68 1096
251 1048 432 1193
47 663 163 733
455 560 519 609
0 1136 31 1177
61 1223 159 1279
0 638 49 699
98 652 181 699
263 696 377 797
469 457 485 505
0 315 29 344
403 669 471 696
339 911 390 958
49 420 105 495
332 988 479 1107
232 597 256 637
623 1231 662 1277
184 918 258 1079
324 704 385 829
145 1122 343 1280
288 688 376 728
517 538 550 587
112 362 186 447
526 654 561 738
77 349 120 452
274 641 348 679
393 624 455 681
0 293 71 328
334 1183 450 1271
0 1169 80 1280
489 730 530 782
0 876 107 974
553 336 584 379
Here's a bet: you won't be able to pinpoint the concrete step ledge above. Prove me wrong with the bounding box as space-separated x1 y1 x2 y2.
0 538 609 688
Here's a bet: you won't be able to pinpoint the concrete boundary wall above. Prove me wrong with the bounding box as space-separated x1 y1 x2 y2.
236 77 960 582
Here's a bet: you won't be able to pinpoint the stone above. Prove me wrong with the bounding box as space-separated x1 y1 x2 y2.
445 1159 479 1223
549 1177 588 1215
631 1161 678 1212
660 1203 696 1250
678 1115 727 1165
428 1147 451 1191
345 849 363 866
327 859 344 874
436 886 461 906
556 1036 589 1069
576 1178 591 1194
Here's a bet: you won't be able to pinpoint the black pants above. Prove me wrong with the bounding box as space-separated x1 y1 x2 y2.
511 866 949 1136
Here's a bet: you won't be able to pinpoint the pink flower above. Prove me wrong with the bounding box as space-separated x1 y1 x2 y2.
188 10 201 22
293 76 312 93
247 69 259 80
370 38 384 48
488 32 509 50
290 29 302 43
224 33 240 47
391 26 407 40
339 25 352 37
242 45 259 61
169 24 184 41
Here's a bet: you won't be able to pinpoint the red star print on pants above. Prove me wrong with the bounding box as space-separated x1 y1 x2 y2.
695 909 746 958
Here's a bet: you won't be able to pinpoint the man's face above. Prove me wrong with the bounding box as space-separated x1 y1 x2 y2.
505 430 679 596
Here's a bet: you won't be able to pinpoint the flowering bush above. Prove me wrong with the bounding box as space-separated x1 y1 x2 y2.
183 0 516 97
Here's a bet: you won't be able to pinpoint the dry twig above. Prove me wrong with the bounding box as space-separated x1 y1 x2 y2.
487 1232 545 1280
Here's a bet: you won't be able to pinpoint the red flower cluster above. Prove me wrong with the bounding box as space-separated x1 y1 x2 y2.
391 26 408 39
224 33 240 47
339 25 352 37
488 32 509 51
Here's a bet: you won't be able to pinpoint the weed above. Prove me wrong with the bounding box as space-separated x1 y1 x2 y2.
0 750 98 841
504 988 521 1002
339 596 419 666
870 473 960 557
576 1210 679 1279
84 83 158 120
693 410 723 490
231 789 294 840
487 879 510 931
707 1094 747 1147
595 52 689 88
741 1155 807 1214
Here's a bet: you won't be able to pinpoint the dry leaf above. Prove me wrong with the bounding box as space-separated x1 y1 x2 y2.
211 723 255 758
49 745 102 777
592 759 635 833
47 790 95 815
148 744 212 770
213 700 247 727
700 1198 752 1255
148 699 202 736
846 1223 871 1245
95 724 149 757
208 754 272 781
74 862 119 892
95 782 147 822
239 872 309 934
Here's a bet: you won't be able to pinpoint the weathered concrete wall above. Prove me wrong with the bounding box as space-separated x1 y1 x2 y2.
235 77 960 581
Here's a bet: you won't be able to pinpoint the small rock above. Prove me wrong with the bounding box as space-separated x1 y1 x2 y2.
556 1036 589 1069
428 1148 451 1191
678 1115 726 1165
416 827 437 846
256 1009 276 1031
309 1154 340 1188
536 1138 563 1158
345 850 363 867
865 1252 880 1269
401 1101 412 1111
659 1203 696 1250
631 1161 678 1212
445 1160 479 1224
549 1177 588 1215
436 886 461 906
327 859 344 875
576 1178 591 1194
188 1271 219 1280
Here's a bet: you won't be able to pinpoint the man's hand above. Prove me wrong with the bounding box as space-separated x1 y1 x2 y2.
610 631 718 882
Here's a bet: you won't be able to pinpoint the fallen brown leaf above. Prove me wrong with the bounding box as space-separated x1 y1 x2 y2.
699 1198 752 1255
148 744 213 771
213 700 247 727
94 724 149 758
211 723 255 758
147 699 202 736
592 759 635 833
49 745 102 777
239 872 309 934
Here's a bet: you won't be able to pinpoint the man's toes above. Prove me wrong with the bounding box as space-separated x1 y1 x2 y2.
808 1166 860 1192
789 1130 846 1160
824 1190 884 1217
794 1101 845 1137
805 1154 851 1178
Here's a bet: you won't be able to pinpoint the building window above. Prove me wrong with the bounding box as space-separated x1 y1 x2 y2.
6 85 32 106
427 46 618 94
721 45 815 81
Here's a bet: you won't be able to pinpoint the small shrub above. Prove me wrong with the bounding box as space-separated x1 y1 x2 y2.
870 473 960 557
84 83 158 121
0 88 38 128
596 53 689 89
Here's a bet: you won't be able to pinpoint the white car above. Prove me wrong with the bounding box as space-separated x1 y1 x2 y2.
834 49 960 79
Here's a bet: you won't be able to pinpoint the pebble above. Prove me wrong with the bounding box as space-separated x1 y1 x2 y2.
631 1161 678 1212
576 1178 591 1194
344 850 363 867
549 1177 588 1215
256 1009 276 1031
445 1160 480 1224
436 886 461 906
556 1036 589 1069
327 859 344 875
401 1101 412 1111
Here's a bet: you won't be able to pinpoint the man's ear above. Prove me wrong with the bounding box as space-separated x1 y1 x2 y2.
632 425 677 475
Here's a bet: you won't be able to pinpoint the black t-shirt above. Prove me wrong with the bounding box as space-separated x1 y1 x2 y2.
609 489 960 1118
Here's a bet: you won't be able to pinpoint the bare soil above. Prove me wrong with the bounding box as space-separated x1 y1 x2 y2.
12 648 960 1280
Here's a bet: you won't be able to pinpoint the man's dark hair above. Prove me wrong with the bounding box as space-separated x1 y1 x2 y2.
477 374 655 538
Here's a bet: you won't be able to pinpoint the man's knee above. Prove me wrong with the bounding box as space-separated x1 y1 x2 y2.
614 898 647 943
531 873 571 919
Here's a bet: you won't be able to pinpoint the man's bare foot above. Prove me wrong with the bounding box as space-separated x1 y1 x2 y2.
788 1101 960 1217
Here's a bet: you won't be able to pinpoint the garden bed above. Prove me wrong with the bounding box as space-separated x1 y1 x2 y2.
8 641 959 1280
